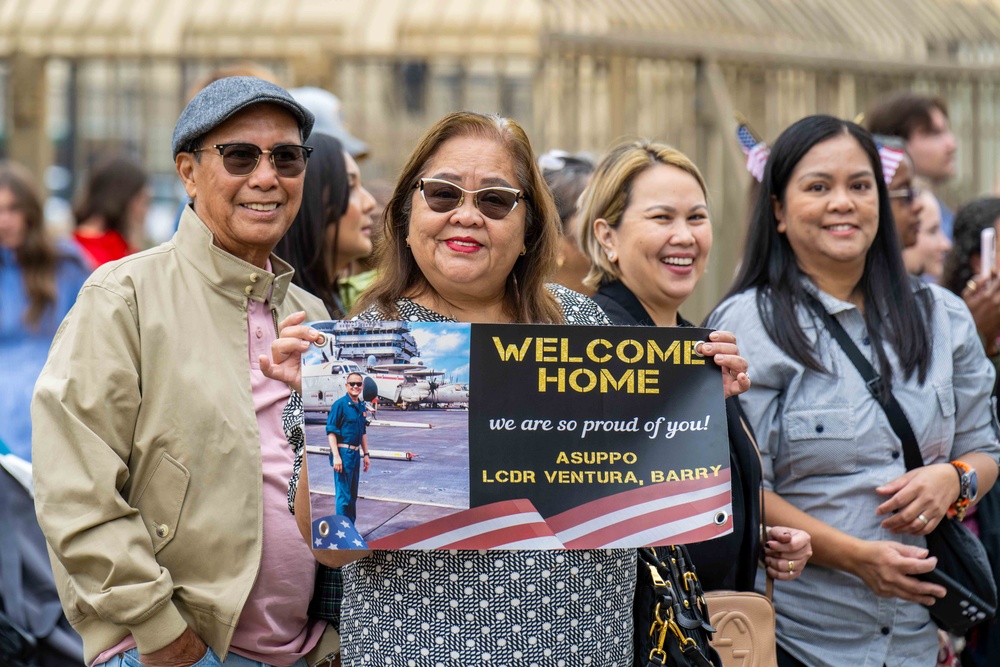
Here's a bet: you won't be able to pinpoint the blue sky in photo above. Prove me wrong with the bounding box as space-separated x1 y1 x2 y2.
409 322 471 383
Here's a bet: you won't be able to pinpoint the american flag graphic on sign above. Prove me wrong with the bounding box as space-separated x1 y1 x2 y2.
547 467 733 548
313 515 369 550
366 472 732 550
369 499 564 550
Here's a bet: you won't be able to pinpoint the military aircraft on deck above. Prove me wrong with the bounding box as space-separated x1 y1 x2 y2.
367 361 469 410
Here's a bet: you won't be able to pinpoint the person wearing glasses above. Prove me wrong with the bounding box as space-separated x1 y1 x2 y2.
327 372 370 522
32 77 337 667
261 111 671 665
876 134 925 249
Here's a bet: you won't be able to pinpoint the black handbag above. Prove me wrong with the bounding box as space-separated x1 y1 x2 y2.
807 297 998 634
634 545 722 667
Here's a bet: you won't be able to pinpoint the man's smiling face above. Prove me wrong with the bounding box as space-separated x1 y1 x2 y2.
176 103 305 267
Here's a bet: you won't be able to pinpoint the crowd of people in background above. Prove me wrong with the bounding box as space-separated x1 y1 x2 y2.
2 70 1000 667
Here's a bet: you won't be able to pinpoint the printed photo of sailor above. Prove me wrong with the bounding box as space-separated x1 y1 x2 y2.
304 320 472 546
327 371 369 523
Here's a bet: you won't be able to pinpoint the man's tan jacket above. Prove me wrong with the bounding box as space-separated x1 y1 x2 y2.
31 206 327 664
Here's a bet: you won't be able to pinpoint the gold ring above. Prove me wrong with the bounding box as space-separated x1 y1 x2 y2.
967 279 979 293
787 560 794 573
918 513 929 526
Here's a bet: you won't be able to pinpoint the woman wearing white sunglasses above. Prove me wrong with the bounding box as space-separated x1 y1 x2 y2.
268 112 626 665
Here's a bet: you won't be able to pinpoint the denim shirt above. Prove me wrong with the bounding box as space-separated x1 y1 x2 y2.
0 243 89 461
709 279 1000 667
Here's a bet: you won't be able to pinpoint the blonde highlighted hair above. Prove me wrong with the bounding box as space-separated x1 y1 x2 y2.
354 111 564 323
577 140 707 290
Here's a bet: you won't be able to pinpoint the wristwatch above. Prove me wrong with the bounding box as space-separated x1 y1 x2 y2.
949 460 978 521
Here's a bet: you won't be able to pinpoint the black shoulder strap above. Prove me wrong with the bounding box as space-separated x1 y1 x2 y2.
804 296 924 472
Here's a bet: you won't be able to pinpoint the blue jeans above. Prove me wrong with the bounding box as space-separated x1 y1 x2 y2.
95 646 308 667
333 446 360 522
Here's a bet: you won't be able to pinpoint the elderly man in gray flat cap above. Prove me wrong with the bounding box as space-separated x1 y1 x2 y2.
32 77 334 667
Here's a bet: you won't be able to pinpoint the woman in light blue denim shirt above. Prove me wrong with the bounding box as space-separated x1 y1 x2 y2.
709 115 1000 667
0 161 89 462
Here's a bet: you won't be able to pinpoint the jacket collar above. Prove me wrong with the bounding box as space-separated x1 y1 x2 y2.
596 280 694 328
174 205 294 307
597 280 656 326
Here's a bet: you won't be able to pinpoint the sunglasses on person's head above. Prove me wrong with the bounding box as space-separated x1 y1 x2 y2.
888 185 922 205
192 143 313 178
416 178 525 220
346 381 364 387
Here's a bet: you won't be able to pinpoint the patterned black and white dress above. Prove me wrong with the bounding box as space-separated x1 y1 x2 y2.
286 284 636 666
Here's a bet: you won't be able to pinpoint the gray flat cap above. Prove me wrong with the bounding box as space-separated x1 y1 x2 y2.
172 76 315 157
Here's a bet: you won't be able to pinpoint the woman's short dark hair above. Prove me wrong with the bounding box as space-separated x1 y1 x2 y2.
274 133 350 317
718 114 932 393
73 156 148 236
942 197 1000 297
355 111 563 324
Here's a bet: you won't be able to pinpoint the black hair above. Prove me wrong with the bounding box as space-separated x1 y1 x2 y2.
717 115 932 395
274 133 350 317
942 197 1000 296
179 137 203 156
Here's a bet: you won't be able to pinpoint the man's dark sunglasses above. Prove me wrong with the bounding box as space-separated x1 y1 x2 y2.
192 143 313 178
346 382 364 387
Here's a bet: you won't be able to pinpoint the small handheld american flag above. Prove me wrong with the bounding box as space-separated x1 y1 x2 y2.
735 117 769 183
875 142 906 185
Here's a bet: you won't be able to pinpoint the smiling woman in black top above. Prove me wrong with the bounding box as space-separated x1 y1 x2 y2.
576 139 812 590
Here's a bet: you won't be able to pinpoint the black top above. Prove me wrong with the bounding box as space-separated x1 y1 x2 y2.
594 280 763 591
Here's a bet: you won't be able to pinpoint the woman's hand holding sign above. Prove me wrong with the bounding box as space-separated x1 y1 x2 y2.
696 330 751 399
